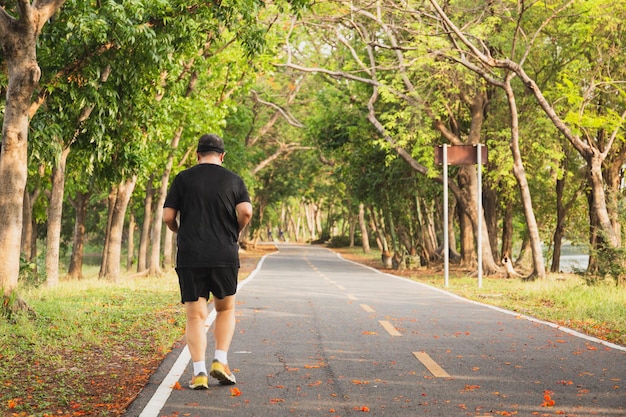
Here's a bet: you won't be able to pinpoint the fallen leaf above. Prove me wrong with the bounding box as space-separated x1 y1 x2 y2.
541 390 555 407
351 380 369 385
230 387 241 397
353 406 370 412
171 381 182 390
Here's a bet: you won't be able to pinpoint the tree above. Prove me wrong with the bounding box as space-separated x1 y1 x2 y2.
0 0 67 296
428 0 626 272
276 0 504 273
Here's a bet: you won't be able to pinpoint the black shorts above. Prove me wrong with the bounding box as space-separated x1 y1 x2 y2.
175 267 238 303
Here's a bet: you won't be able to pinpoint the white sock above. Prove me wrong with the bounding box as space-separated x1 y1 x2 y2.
193 361 207 375
214 349 228 365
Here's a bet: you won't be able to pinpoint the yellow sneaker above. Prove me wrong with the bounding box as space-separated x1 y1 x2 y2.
189 372 209 390
210 359 237 385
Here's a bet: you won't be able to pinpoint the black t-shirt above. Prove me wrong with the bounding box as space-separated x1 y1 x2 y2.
163 163 251 268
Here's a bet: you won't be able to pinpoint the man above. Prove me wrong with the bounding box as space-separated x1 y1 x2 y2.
163 133 253 390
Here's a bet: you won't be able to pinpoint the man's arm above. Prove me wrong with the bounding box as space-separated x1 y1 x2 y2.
163 207 179 233
236 202 253 232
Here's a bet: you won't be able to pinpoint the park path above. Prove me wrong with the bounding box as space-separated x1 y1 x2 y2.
125 244 625 417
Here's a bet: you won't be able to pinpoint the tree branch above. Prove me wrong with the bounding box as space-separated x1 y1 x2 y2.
250 89 304 128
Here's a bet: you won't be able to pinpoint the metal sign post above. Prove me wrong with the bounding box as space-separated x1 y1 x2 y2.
443 145 449 287
477 144 483 288
434 144 488 288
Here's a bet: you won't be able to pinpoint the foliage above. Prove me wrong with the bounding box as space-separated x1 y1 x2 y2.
585 245 626 286
0 274 185 416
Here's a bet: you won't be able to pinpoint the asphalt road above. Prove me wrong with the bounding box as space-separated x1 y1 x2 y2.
125 244 626 417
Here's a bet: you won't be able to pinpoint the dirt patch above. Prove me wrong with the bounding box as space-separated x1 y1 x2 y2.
239 244 277 278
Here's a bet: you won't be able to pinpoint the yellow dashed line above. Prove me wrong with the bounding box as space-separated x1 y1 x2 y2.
413 351 451 378
360 304 375 313
379 320 402 336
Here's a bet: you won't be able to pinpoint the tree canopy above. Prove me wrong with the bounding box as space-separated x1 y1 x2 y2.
1 0 626 296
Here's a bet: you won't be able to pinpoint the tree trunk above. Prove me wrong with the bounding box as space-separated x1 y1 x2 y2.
500 201 513 262
348 215 355 247
137 177 154 273
67 191 90 280
304 202 317 241
23 165 45 263
415 197 438 262
21 190 33 261
45 145 71 287
483 184 499 262
504 76 545 279
358 203 370 253
99 188 116 278
457 207 474 266
101 176 137 280
149 127 182 276
0 0 66 298
126 213 135 272
0 25 38 295
603 143 626 247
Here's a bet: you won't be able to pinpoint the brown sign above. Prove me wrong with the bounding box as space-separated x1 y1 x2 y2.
434 145 488 165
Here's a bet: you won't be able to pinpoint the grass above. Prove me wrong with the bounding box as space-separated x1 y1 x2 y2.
334 247 626 347
1 274 186 417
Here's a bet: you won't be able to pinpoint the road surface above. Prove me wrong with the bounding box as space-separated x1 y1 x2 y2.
125 244 626 416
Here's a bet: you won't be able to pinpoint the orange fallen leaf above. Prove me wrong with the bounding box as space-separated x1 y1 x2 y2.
171 381 182 390
541 390 555 407
230 387 242 396
353 406 370 412
7 399 17 409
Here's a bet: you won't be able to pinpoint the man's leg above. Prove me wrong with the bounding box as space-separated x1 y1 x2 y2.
185 298 209 364
210 295 237 384
185 298 210 389
213 294 236 353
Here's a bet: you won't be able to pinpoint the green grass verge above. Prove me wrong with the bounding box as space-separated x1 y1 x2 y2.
336 247 626 347
1 272 185 416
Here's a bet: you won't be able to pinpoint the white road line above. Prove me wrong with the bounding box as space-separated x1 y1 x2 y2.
334 251 626 352
138 253 271 417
